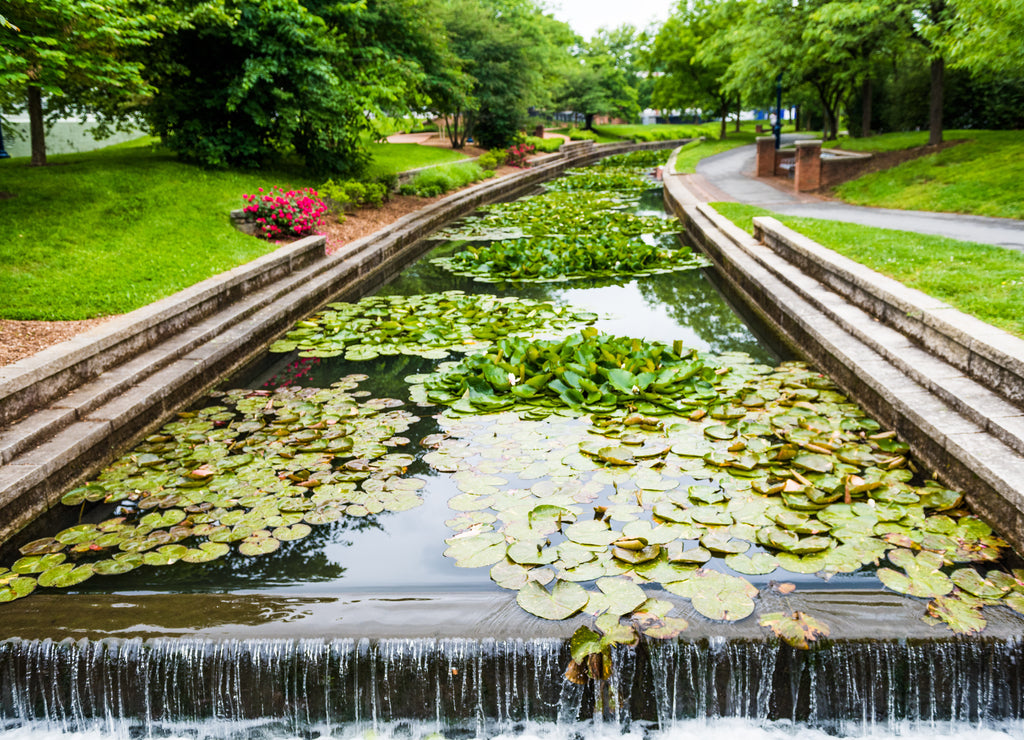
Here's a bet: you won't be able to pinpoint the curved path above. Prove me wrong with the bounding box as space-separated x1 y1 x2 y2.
696 140 1024 251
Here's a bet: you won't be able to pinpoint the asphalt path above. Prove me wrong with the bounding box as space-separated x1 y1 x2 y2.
696 140 1024 251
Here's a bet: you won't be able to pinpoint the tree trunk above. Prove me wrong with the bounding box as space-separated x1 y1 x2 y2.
719 114 726 140
734 102 741 132
584 112 594 131
929 56 944 146
28 85 46 167
861 78 872 137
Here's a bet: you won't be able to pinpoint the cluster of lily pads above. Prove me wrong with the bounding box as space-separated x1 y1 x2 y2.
0 377 422 603
432 233 708 284
544 169 659 195
590 149 672 169
411 330 1023 641
268 291 598 361
431 154 706 285
436 191 682 241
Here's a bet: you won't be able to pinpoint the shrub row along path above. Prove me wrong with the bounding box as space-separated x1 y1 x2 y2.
695 137 1024 251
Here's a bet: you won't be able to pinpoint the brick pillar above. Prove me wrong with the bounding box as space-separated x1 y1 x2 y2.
755 136 776 178
794 139 822 192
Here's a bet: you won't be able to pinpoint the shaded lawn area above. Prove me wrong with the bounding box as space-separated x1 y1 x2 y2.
365 141 468 178
0 138 316 321
830 130 1024 220
713 202 1024 339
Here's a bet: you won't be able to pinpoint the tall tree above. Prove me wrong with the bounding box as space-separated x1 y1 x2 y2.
556 28 641 130
949 0 1024 76
651 0 743 139
0 0 157 166
439 0 573 148
144 0 457 174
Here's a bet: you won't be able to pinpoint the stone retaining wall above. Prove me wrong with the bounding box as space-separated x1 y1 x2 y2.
663 151 1024 551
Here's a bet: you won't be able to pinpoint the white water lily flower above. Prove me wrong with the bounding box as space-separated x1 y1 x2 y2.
508 372 518 386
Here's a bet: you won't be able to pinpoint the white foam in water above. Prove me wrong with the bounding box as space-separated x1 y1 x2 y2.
2 719 1022 740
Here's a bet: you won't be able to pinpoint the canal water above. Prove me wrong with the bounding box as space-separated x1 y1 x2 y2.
2 156 1023 739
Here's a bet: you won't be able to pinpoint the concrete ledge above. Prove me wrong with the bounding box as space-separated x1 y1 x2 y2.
0 235 327 427
664 165 1024 552
752 216 1024 409
0 140 683 550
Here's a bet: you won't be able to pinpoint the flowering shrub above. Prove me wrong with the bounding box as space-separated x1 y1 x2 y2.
505 143 535 168
241 187 328 240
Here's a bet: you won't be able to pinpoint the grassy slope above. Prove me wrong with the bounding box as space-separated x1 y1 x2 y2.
0 137 476 321
831 130 1024 220
713 202 1024 338
0 139 317 321
364 141 468 178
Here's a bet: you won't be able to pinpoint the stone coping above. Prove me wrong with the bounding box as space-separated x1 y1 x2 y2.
752 216 1024 408
0 589 1021 641
663 151 1024 551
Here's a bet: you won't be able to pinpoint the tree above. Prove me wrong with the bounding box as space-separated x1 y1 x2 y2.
651 0 743 139
0 0 157 166
144 0 455 175
439 0 574 149
555 30 641 130
950 0 1024 76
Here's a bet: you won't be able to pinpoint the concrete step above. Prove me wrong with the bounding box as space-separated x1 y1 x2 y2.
665 176 1024 550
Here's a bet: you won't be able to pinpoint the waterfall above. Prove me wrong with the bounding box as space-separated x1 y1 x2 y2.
2 636 1023 737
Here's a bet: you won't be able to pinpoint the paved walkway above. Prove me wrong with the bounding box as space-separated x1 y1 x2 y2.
696 140 1024 251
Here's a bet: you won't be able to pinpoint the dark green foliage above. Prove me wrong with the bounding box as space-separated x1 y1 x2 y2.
319 178 390 213
146 0 368 174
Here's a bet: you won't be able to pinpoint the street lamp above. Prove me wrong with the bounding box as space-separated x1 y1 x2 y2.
0 117 9 159
773 73 783 150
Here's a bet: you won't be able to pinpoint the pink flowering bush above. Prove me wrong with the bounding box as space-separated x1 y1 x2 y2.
505 143 535 168
241 187 329 240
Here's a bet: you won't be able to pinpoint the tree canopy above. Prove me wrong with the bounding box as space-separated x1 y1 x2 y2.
0 0 157 165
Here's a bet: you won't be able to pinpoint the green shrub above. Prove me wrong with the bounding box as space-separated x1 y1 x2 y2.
567 128 599 141
478 149 509 170
399 162 489 197
319 178 389 213
524 136 562 153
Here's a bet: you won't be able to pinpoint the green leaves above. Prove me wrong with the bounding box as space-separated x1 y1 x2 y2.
516 580 589 620
759 611 830 649
270 292 597 361
434 232 708 284
2 375 424 603
665 569 757 621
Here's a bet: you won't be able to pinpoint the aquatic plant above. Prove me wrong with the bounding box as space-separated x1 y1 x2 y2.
432 234 708 283
269 291 599 361
413 333 1022 641
1 376 421 602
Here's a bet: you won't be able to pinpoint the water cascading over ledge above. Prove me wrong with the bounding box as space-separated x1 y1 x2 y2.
2 636 1022 736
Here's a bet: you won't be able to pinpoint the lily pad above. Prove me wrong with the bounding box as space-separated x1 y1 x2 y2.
516 579 589 620
759 611 830 649
666 569 758 621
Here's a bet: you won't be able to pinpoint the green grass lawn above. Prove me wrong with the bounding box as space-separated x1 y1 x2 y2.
0 137 479 321
364 141 468 178
671 132 759 174
830 130 1024 220
594 123 718 141
712 202 1024 338
0 138 318 321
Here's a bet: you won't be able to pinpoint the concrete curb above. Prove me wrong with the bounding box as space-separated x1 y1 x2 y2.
663 149 1024 551
0 138 687 550
752 216 1024 408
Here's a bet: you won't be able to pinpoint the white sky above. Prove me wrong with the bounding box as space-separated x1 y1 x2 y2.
549 0 677 39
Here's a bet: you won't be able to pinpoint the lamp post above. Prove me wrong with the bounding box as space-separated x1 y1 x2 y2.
0 117 9 159
773 73 783 150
